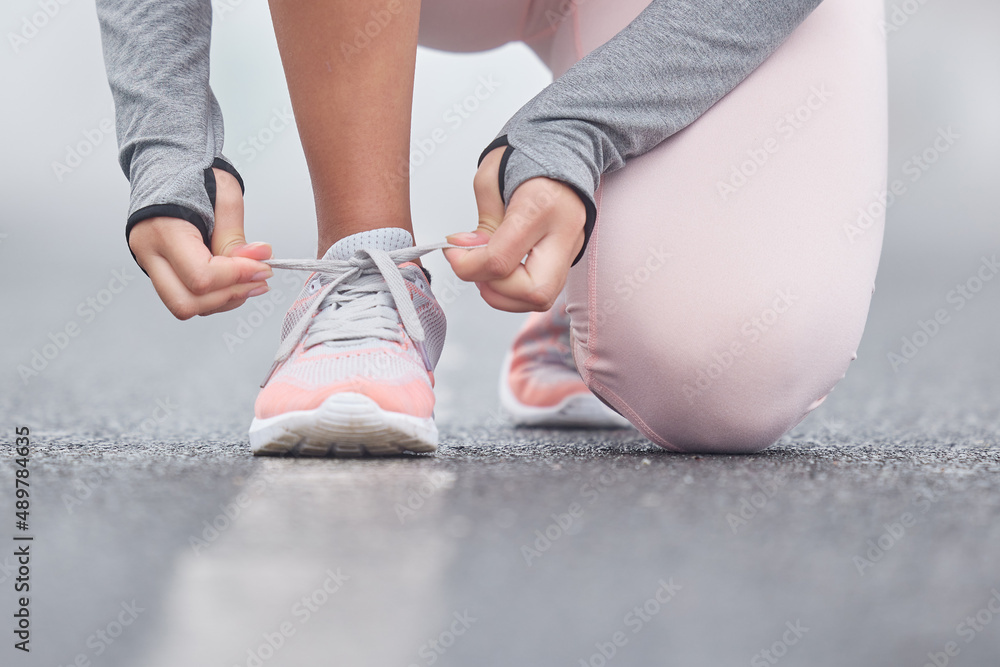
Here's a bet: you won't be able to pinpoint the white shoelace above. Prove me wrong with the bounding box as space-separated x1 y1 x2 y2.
259 241 472 384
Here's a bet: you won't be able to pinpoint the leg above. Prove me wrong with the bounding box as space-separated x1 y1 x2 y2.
268 0 422 257
558 0 888 452
253 0 540 456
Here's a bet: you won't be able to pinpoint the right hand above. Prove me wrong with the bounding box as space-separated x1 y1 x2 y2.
444 147 586 313
128 168 274 320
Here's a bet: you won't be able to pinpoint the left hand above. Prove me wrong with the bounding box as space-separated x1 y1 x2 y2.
444 146 586 312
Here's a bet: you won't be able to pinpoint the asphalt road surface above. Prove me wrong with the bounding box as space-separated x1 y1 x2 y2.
1 250 999 667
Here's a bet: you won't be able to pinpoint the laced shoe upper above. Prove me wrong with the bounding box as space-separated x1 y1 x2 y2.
254 229 450 420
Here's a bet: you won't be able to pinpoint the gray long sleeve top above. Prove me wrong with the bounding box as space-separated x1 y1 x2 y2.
96 0 821 260
96 0 243 249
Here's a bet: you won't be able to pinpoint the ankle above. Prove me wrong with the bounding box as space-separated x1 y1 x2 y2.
318 223 415 259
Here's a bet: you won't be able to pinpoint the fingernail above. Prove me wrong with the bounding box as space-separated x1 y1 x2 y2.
246 242 271 249
251 270 272 282
447 232 485 245
247 285 269 297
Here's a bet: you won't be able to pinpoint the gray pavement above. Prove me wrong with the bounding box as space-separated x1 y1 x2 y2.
1 257 1000 667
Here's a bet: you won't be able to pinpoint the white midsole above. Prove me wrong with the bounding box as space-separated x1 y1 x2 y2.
249 392 437 456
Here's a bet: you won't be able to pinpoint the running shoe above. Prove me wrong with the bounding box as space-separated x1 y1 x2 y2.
250 228 447 456
500 293 632 428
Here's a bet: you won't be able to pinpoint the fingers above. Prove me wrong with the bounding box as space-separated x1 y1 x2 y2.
127 169 274 320
145 254 269 320
447 177 579 275
159 229 272 298
474 281 538 313
447 176 564 281
129 216 272 320
444 148 505 248
200 297 249 317
445 175 586 312
472 231 581 312
444 204 547 283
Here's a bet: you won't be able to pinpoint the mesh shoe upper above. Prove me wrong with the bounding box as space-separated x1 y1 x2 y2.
255 229 447 420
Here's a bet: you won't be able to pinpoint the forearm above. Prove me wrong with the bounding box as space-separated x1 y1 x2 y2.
96 0 242 248
485 0 823 257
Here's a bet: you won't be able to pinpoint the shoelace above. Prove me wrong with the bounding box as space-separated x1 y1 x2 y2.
259 241 470 385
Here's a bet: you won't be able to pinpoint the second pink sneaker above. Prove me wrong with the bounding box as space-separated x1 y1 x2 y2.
500 294 632 428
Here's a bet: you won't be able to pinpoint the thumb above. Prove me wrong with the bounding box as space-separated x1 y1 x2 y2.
210 167 267 258
212 212 272 261
230 242 273 261
449 147 506 246
474 183 505 238
210 218 248 257
213 210 271 261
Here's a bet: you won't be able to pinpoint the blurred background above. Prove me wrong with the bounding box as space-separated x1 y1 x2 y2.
1 1 999 666
0 0 997 431
0 0 556 430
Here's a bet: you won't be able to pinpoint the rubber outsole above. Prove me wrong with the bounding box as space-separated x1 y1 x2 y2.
249 392 438 457
499 352 634 429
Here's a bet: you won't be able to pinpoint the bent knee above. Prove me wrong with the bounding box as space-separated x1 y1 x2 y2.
583 332 846 455
647 392 822 455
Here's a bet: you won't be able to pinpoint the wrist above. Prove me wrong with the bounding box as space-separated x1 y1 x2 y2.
480 135 597 265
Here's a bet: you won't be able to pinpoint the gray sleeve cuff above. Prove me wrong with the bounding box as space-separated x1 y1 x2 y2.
479 136 597 267
96 0 233 259
500 131 598 210
123 157 245 274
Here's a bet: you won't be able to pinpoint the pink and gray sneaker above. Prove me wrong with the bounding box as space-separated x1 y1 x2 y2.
500 294 632 428
250 229 447 456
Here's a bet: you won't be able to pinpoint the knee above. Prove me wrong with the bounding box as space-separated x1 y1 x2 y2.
583 329 844 455
647 387 821 455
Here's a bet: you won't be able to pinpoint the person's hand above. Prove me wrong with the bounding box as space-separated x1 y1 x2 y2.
443 147 586 312
128 168 274 320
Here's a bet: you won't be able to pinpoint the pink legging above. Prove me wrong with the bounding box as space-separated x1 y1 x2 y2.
420 0 888 453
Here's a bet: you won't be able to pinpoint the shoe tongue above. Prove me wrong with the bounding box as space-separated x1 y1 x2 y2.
322 228 414 261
